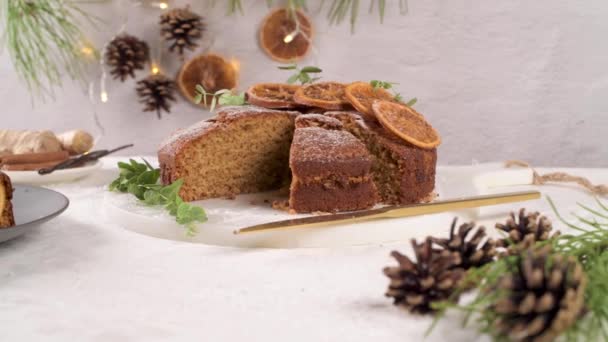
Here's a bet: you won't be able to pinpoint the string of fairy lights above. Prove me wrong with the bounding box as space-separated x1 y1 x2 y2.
79 0 170 142
82 0 316 143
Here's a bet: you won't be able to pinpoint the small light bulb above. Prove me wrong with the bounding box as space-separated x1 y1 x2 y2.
100 92 108 103
283 33 294 44
81 46 94 56
159 2 168 9
229 58 240 74
151 65 160 75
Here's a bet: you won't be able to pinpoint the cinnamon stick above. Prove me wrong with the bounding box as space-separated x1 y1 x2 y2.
0 151 69 165
1 161 63 171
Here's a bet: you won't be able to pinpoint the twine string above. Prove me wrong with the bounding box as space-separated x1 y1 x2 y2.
505 160 608 197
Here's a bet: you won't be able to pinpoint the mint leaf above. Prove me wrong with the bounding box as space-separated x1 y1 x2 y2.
218 92 246 106
406 97 417 107
300 66 322 73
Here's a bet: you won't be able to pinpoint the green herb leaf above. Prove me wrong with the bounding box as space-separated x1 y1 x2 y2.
300 66 323 73
280 63 323 85
287 73 300 84
405 97 417 107
218 92 246 106
109 160 207 235
278 64 298 70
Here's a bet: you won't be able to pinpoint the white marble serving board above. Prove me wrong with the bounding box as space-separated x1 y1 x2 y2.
103 166 527 248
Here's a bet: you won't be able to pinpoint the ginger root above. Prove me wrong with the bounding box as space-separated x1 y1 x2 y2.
57 130 94 155
0 130 63 155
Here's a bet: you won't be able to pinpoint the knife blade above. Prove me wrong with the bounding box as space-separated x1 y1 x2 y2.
234 190 541 234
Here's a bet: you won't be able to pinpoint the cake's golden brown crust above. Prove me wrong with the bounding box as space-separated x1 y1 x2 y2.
158 106 300 201
326 111 436 204
0 172 15 228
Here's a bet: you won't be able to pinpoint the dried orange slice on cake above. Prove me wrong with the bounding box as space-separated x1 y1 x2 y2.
259 8 313 62
246 83 300 109
345 81 395 119
177 53 238 106
372 100 441 149
293 82 349 110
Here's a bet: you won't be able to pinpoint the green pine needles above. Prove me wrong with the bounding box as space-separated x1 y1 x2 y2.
1 0 100 100
428 197 608 341
228 0 409 32
109 159 208 236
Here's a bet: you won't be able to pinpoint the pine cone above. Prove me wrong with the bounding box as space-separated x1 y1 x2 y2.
135 75 177 118
160 7 204 57
490 246 587 342
384 238 464 314
431 218 497 270
496 209 560 255
105 34 149 81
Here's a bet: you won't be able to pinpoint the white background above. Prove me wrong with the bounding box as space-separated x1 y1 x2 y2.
1 0 606 166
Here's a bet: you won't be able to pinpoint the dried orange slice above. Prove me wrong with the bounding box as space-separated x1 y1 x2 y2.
177 53 238 106
372 100 441 149
246 83 300 109
293 82 349 110
345 81 394 118
259 8 313 63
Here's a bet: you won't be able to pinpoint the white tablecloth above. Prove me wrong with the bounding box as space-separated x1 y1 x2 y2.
1 158 606 342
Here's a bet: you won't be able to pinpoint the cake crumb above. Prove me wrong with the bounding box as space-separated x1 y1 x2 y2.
272 199 290 212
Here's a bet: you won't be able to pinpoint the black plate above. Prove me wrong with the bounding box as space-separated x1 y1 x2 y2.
0 185 69 243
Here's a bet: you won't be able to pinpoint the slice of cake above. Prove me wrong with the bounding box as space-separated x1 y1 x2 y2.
326 111 436 204
289 114 378 213
0 171 15 228
159 106 300 201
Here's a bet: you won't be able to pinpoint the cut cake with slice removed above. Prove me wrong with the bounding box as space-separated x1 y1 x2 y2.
0 171 15 228
289 114 378 213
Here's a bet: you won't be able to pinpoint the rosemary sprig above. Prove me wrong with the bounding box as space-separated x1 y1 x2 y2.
194 85 246 111
278 63 322 84
370 80 416 106
2 0 100 101
109 159 207 236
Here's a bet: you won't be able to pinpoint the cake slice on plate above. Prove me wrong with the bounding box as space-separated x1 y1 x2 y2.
288 114 378 213
0 171 15 228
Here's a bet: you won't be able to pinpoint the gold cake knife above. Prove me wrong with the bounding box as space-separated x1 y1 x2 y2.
234 190 541 234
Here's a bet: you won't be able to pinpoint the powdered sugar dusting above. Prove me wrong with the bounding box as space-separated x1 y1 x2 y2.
158 120 214 157
295 114 343 129
291 127 370 163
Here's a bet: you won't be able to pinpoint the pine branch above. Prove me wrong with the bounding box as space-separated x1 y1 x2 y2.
1 0 101 101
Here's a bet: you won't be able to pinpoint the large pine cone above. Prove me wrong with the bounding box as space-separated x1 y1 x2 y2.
105 34 149 81
496 209 560 255
135 75 177 118
384 238 464 314
160 7 204 57
431 218 497 270
490 246 587 342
